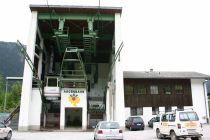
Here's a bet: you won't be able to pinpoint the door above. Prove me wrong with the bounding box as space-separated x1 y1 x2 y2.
0 123 6 138
65 108 82 127
160 114 169 135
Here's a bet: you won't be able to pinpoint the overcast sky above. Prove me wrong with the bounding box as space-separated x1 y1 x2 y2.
0 0 210 75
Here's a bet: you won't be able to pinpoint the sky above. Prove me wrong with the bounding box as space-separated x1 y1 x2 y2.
0 0 210 75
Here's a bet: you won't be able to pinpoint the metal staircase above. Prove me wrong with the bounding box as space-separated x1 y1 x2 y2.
60 47 87 88
16 40 44 101
4 106 20 125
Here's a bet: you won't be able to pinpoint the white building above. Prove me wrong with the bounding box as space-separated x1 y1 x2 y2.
18 4 209 131
123 71 210 124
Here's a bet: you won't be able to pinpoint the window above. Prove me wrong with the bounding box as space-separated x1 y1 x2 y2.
165 106 172 113
48 78 58 87
163 85 171 94
152 107 159 115
0 123 5 128
134 85 146 94
179 112 199 121
161 114 168 122
169 114 176 122
150 85 158 94
125 84 133 95
175 85 183 94
131 108 137 116
131 107 143 115
100 122 120 129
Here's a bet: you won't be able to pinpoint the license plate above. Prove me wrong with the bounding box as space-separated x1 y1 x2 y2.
137 124 141 126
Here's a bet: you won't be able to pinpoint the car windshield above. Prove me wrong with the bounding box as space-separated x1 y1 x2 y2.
179 112 199 121
133 117 143 123
100 122 120 129
0 113 9 122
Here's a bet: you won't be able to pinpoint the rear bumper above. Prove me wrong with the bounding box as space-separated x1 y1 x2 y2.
95 134 123 140
178 134 203 138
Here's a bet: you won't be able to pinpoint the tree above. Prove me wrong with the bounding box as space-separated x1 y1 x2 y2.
6 82 22 112
0 74 5 112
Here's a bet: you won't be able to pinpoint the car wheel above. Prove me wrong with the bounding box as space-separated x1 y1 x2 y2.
170 131 178 140
191 137 202 140
5 131 12 140
156 129 163 139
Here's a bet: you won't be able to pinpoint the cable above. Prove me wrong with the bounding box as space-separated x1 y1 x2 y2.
45 0 54 34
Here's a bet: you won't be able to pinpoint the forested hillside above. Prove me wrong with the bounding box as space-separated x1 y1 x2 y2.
0 41 24 80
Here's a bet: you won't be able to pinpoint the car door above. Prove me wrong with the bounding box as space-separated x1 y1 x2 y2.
160 114 169 135
0 123 6 138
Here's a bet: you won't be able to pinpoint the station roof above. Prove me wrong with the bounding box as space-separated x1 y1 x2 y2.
30 4 122 14
124 71 210 79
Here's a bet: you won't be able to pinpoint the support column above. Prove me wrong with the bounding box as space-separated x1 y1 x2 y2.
28 27 43 130
18 11 38 131
114 13 125 127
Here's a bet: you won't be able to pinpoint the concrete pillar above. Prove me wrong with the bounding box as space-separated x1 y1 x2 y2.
106 88 110 121
82 95 87 131
114 13 125 127
18 11 38 131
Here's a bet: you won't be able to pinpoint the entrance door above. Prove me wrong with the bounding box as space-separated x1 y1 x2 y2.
65 108 82 127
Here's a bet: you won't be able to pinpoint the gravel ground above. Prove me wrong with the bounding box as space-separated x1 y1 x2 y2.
7 124 210 140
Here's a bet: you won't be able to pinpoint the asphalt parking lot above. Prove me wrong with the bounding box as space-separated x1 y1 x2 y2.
8 124 210 140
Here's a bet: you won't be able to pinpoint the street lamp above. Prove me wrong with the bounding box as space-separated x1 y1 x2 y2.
3 77 23 112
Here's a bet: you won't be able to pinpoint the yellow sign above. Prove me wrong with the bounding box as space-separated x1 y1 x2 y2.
162 122 168 127
185 122 197 128
68 94 80 107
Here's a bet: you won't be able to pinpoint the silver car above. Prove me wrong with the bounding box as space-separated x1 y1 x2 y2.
0 122 12 140
94 121 123 140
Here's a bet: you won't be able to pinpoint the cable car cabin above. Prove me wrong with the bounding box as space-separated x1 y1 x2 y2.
44 76 61 99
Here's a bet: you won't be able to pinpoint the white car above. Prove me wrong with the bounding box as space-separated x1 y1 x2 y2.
0 122 12 140
153 109 203 140
94 121 123 140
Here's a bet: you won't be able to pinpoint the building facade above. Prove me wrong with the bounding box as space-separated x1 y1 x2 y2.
18 4 124 131
18 4 209 131
124 71 210 124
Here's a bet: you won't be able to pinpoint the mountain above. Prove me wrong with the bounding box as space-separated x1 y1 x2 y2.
0 41 24 80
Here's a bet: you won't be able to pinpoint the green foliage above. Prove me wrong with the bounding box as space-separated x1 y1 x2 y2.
0 74 4 93
0 78 22 112
0 74 4 111
6 82 22 112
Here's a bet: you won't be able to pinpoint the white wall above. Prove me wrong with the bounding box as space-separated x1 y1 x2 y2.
29 89 42 130
114 13 125 127
18 11 38 131
191 79 209 123
60 88 87 130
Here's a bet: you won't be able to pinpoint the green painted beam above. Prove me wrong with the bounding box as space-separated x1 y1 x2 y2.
42 33 113 40
38 13 115 21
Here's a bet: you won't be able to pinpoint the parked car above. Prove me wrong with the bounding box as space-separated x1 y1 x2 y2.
125 116 144 131
153 109 203 140
0 122 12 140
94 121 123 140
148 117 156 128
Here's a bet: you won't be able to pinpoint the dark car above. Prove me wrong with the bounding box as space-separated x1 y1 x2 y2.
148 117 156 128
125 116 144 131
